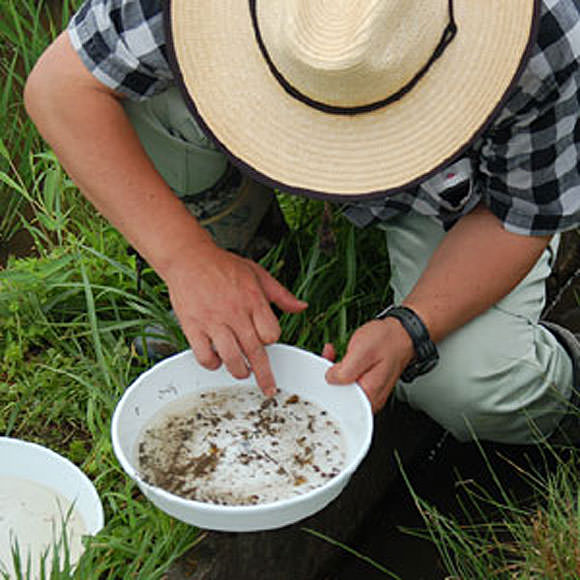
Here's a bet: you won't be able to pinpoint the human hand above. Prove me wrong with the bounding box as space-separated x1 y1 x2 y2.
321 342 336 362
164 245 307 396
324 318 415 412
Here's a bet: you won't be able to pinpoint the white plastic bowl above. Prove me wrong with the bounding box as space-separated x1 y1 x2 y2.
112 344 373 532
0 437 104 569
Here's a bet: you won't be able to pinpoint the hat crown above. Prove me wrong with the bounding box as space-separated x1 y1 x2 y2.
257 0 450 108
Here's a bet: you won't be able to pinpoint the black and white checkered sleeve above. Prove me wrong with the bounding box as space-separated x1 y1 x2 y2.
478 2 580 236
67 0 173 100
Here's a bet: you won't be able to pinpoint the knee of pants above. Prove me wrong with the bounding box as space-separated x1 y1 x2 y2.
396 312 572 444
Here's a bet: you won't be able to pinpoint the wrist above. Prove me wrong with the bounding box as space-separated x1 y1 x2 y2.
153 227 219 283
375 316 415 366
376 304 439 382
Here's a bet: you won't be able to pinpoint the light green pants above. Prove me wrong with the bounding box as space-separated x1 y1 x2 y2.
384 213 573 444
123 87 273 255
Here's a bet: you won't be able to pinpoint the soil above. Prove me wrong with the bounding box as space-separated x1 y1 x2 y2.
321 436 561 580
0 229 36 269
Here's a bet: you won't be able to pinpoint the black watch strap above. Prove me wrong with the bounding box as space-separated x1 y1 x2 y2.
376 305 439 382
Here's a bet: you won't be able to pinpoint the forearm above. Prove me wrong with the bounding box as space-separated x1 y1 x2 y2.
402 204 551 343
326 204 552 410
24 32 214 281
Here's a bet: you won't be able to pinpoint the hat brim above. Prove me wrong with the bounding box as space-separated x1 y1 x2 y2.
165 0 540 200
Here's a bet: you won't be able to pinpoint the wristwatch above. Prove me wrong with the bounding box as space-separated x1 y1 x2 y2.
375 305 439 382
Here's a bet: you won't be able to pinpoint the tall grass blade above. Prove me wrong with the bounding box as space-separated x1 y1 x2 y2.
78 250 112 390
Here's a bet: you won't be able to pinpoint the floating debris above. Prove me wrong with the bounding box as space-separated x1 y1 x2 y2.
136 386 346 505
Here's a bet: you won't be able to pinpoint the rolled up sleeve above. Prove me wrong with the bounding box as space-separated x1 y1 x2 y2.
67 0 173 100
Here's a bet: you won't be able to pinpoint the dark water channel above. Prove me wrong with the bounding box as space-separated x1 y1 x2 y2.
323 437 551 580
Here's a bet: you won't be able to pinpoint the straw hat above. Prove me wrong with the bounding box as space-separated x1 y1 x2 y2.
166 0 540 199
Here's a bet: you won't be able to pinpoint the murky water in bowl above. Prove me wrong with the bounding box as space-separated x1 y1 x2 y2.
0 476 87 577
136 386 347 505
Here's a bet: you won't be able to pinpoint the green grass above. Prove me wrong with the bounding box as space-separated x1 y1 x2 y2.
0 181 390 578
0 0 79 249
0 235 204 577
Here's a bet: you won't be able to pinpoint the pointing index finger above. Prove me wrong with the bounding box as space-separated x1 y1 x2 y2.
236 327 277 397
249 344 277 397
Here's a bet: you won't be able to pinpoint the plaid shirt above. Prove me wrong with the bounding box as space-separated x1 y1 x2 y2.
68 0 580 236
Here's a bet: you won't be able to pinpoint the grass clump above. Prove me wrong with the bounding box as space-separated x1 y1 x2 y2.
0 0 80 250
0 234 204 577
399 445 580 579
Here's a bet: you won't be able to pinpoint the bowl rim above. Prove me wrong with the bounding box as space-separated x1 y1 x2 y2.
111 343 373 514
0 436 105 533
